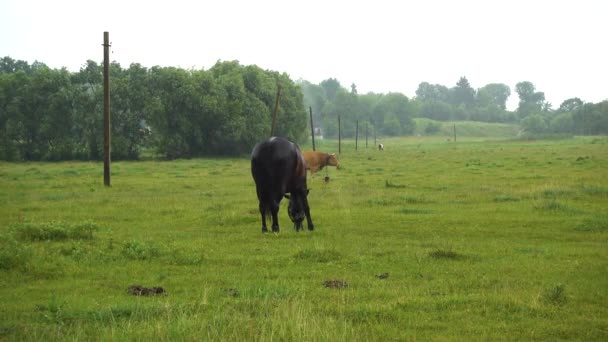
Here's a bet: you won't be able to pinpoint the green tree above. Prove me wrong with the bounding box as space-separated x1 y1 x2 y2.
148 66 203 158
40 68 75 160
558 97 583 113
320 78 341 102
373 93 415 135
419 101 452 121
515 81 545 119
416 82 450 102
324 89 359 137
521 114 547 134
110 62 152 159
298 80 326 121
359 93 380 129
572 101 608 135
450 76 475 109
549 113 574 133
18 62 71 159
477 83 511 110
72 60 103 159
0 69 30 160
0 56 310 160
271 71 308 144
0 56 32 74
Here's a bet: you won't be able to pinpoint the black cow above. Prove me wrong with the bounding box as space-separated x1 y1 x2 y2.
251 137 314 233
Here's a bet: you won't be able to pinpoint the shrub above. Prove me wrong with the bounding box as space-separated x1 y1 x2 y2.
534 199 572 212
0 236 32 270
429 249 461 260
424 121 441 134
542 284 567 305
11 221 98 241
122 240 163 260
169 248 205 266
294 249 341 263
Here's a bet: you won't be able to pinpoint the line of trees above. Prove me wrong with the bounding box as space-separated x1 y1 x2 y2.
300 79 415 138
2 55 607 161
0 57 307 161
514 81 608 135
300 77 608 138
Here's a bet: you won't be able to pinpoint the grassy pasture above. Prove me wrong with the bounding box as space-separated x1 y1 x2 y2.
1 136 607 340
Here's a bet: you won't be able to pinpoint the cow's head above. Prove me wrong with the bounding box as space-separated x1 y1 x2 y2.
327 153 339 168
285 189 309 230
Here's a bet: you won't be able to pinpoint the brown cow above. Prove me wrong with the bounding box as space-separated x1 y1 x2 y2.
302 151 339 175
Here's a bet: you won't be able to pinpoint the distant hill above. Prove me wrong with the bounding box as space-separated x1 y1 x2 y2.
413 118 520 138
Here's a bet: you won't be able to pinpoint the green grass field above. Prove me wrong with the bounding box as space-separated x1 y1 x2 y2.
1 136 607 340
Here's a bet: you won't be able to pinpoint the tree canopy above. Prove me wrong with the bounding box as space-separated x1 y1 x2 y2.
2 55 607 162
0 57 307 161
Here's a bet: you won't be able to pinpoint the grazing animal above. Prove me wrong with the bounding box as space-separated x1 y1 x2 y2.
251 137 314 233
302 151 339 175
378 143 384 151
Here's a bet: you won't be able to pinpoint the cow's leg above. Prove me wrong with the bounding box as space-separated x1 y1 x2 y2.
304 201 314 231
259 202 268 233
270 200 280 233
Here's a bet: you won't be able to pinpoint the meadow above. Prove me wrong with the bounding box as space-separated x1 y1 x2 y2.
1 135 607 340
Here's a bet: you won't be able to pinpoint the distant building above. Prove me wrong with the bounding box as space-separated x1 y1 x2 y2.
313 127 323 140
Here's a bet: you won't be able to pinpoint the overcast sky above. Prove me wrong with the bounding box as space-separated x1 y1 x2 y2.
2 0 606 110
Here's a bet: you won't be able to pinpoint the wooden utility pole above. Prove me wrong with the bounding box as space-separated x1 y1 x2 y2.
309 107 316 151
355 120 359 151
338 115 341 154
270 86 281 136
103 32 111 187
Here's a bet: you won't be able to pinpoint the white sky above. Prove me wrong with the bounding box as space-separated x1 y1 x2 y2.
1 0 606 110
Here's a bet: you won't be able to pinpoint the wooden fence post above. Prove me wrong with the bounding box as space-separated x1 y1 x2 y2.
309 107 315 151
374 123 377 146
355 120 359 151
338 115 341 155
103 31 111 187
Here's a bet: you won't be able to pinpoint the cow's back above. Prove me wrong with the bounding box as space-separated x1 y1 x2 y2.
302 151 322 172
251 137 305 194
302 151 338 173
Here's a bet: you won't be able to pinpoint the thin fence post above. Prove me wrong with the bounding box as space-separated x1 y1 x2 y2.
366 122 368 148
374 123 377 147
355 120 359 151
453 123 456 142
309 107 315 151
338 115 341 155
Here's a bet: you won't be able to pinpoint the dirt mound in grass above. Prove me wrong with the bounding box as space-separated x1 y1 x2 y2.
127 285 166 296
323 280 348 288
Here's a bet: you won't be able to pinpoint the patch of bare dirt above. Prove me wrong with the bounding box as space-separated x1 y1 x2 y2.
323 280 348 288
127 285 166 296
